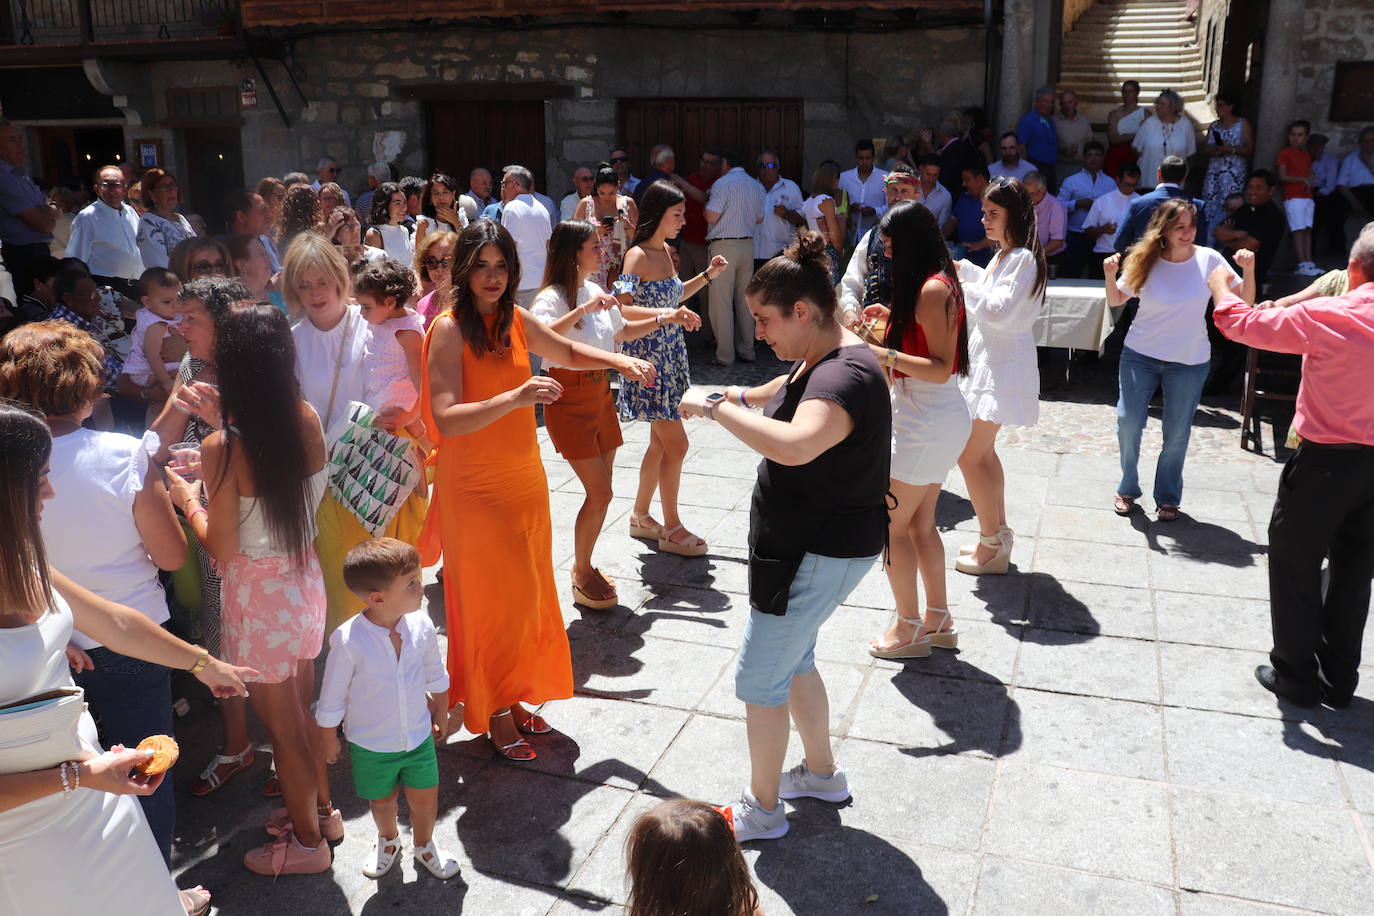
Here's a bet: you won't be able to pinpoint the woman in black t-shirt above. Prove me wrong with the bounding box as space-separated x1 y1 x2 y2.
680 232 890 844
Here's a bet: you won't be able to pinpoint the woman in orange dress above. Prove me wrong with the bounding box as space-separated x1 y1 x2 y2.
421 220 657 760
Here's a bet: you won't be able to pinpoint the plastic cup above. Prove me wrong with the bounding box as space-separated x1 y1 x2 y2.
169 442 202 482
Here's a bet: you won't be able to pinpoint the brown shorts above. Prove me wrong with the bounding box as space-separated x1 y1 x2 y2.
545 368 624 460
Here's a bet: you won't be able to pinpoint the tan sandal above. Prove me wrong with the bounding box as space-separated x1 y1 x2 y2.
658 524 708 557
868 615 932 659
628 513 662 540
571 568 618 610
924 608 958 649
189 744 254 797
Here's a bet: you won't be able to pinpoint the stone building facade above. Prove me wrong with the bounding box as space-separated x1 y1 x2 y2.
132 18 986 206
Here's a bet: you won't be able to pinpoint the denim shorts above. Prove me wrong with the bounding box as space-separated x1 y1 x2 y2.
735 552 877 707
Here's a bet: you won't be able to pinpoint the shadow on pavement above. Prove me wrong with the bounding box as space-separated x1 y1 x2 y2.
1128 512 1264 566
753 807 949 916
1017 572 1100 643
887 659 1022 758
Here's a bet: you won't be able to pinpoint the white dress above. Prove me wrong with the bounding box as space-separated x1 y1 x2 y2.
956 248 1042 427
119 308 182 386
363 308 425 411
0 591 183 916
371 223 414 264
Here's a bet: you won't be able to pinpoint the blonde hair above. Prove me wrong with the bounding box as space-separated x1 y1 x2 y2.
281 232 351 316
1123 198 1197 294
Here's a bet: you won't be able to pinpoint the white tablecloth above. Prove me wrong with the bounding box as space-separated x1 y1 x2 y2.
1035 279 1120 352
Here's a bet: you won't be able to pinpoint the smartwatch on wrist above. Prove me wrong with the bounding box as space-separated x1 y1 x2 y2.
703 392 728 421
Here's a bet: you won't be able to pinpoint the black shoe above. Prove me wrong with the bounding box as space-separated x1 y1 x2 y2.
1254 665 1320 707
1320 681 1354 709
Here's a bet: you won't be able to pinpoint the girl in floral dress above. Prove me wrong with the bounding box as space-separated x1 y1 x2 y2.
615 182 725 556
574 164 638 288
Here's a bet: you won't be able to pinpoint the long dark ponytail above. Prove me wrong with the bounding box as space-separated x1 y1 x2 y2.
214 304 316 563
0 402 53 614
880 202 969 377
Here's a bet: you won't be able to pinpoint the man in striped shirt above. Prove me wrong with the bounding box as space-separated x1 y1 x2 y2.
704 149 766 366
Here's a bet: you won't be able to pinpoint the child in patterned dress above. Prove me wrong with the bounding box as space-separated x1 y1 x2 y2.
353 258 432 450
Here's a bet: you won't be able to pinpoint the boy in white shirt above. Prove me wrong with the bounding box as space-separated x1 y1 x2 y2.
316 538 459 879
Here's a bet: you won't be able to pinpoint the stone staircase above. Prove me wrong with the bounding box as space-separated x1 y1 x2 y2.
1060 0 1214 128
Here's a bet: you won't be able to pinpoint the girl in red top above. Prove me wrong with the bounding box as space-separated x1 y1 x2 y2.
862 202 972 659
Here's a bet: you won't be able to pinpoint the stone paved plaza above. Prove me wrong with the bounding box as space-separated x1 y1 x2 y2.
168 351 1374 916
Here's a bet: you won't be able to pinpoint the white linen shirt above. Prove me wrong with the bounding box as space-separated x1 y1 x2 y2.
1084 189 1139 254
315 610 449 754
531 279 626 368
754 177 804 260
1056 169 1117 233
66 201 143 280
502 193 553 292
920 182 953 228
838 166 889 242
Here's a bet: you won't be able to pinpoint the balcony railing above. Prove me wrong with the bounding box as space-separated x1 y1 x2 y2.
3 0 237 45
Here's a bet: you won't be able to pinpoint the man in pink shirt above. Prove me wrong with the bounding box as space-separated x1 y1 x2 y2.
1209 231 1374 707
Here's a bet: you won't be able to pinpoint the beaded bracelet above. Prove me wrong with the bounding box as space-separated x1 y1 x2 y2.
59 761 71 798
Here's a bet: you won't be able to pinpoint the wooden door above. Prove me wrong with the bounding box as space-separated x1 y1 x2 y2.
617 99 803 181
426 100 547 191
180 126 244 235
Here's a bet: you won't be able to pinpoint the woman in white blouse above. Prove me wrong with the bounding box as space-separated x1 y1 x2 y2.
531 220 697 609
136 168 195 270
953 177 1047 575
363 182 414 264
414 172 467 249
284 232 427 633
1133 90 1197 191
1103 200 1252 521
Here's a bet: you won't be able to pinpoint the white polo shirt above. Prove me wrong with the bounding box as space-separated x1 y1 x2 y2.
754 177 804 260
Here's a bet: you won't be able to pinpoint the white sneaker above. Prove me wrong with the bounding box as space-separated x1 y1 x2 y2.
778 761 851 803
718 790 789 841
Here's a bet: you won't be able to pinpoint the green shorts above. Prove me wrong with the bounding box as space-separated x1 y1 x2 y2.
348 738 439 799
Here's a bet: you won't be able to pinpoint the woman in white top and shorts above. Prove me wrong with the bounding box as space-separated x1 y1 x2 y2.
1103 199 1252 520
858 203 972 659
802 164 845 285
953 178 1047 575
532 220 699 609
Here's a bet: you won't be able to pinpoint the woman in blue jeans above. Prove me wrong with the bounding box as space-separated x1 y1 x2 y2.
0 322 189 870
680 231 890 842
1103 199 1253 520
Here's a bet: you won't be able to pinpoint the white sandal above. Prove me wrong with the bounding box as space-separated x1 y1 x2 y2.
363 834 402 878
923 608 958 649
414 839 460 879
868 615 932 659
